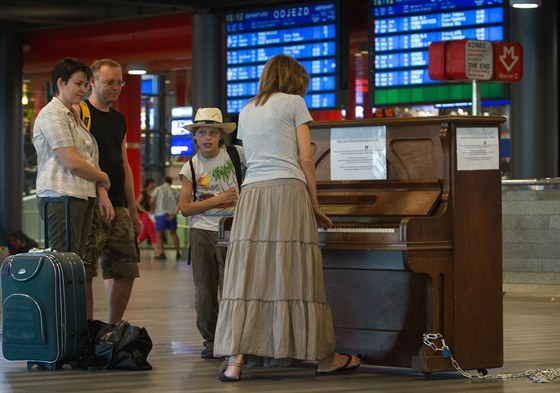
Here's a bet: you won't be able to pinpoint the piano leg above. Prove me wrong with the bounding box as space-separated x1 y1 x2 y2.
405 250 455 373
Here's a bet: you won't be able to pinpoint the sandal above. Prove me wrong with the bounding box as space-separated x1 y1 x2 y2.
218 357 243 382
316 353 360 376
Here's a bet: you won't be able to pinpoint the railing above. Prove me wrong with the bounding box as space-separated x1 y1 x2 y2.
502 177 560 190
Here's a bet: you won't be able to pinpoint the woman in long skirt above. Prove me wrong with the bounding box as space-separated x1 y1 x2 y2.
214 54 360 382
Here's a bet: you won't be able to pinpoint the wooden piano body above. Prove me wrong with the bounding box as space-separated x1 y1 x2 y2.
311 116 505 373
218 115 505 374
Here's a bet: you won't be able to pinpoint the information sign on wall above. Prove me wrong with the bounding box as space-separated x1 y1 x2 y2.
225 2 344 114
371 0 507 106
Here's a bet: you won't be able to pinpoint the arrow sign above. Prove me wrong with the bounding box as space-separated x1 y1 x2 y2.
499 46 519 72
493 42 523 82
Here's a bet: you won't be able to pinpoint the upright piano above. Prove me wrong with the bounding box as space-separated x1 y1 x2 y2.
219 116 506 374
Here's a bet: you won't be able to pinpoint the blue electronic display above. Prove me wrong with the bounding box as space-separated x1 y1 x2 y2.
373 0 504 17
371 0 507 105
226 3 336 31
227 25 336 48
374 8 504 34
225 1 340 114
375 69 438 87
376 51 430 69
170 136 193 157
228 75 337 97
227 41 337 65
374 25 504 52
227 92 337 114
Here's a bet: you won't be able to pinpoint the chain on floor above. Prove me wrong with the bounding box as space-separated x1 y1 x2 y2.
423 333 560 383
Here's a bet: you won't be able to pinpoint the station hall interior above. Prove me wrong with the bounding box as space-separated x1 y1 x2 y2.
0 0 559 390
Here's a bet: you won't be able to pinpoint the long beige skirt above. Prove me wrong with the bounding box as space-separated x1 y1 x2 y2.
214 178 336 363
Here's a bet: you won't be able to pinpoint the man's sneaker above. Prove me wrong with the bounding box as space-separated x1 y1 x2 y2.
201 348 214 359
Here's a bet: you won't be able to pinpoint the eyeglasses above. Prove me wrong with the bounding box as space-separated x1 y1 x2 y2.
195 129 221 137
100 80 126 88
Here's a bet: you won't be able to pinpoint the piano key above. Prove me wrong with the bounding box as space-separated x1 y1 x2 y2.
318 227 396 233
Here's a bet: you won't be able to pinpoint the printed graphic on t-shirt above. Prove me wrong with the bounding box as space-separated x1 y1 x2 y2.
196 160 237 213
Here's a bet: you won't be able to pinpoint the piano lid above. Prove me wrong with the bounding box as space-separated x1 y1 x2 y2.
318 179 443 217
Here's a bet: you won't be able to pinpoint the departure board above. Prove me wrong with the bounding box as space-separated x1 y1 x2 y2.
225 2 343 114
371 0 508 106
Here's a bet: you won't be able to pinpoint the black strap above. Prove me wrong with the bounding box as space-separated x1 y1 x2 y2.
187 160 196 265
189 159 197 202
226 145 243 193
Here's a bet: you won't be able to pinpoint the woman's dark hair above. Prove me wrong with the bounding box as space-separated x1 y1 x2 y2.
51 57 92 96
143 178 155 188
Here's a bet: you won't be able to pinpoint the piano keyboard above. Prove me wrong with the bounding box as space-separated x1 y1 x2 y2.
318 227 396 233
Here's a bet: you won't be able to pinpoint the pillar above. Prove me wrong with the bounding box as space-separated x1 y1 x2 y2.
0 34 23 242
191 13 221 112
510 0 559 178
114 75 142 197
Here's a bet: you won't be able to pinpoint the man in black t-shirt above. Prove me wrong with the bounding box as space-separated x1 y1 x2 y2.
83 59 141 324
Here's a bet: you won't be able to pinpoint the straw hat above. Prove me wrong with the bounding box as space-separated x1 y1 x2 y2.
183 107 236 134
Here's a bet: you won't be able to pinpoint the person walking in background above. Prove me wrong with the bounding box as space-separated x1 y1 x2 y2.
33 57 113 267
82 59 141 324
214 54 360 382
151 176 181 260
178 107 245 359
136 177 160 255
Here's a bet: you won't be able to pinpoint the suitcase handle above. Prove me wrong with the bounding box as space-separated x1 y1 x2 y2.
42 196 71 250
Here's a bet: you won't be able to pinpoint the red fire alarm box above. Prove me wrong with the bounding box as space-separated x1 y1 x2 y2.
445 39 493 81
428 42 446 80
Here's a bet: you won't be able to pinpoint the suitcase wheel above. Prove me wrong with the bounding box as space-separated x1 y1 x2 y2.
27 361 64 370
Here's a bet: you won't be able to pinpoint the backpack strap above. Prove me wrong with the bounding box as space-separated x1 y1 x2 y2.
187 158 196 266
78 101 91 131
226 145 243 192
189 159 197 202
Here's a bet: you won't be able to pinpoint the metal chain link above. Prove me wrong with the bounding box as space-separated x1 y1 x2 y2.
422 333 560 383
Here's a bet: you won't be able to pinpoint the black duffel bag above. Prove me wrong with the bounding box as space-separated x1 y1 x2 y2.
82 320 153 371
7 230 38 254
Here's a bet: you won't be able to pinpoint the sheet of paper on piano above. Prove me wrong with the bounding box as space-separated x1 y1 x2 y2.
330 126 387 180
456 127 500 171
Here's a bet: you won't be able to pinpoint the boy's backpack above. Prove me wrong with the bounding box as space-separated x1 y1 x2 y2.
188 145 243 202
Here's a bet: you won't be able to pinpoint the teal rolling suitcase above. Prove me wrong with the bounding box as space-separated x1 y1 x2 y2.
1 197 87 370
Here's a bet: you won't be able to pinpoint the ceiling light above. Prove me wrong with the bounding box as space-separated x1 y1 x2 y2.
510 0 541 8
127 63 147 75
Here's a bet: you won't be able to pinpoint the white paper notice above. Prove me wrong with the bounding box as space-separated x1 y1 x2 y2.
330 126 387 180
456 127 499 171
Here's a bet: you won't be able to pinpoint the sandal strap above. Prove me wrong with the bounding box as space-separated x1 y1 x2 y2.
226 356 244 368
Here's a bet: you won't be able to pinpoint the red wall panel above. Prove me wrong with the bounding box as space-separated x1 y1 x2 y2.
23 13 193 74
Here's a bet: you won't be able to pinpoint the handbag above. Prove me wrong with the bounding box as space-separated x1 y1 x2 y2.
82 320 153 371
